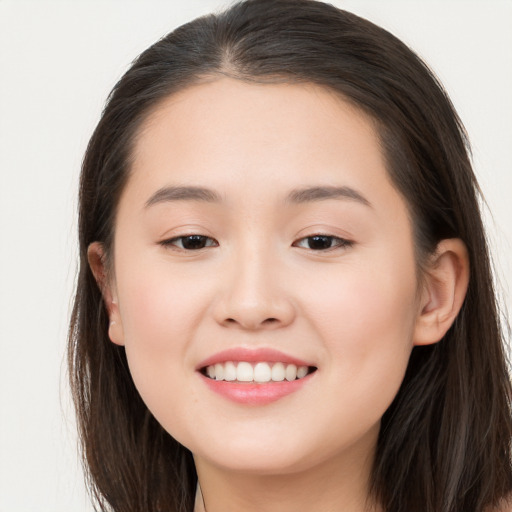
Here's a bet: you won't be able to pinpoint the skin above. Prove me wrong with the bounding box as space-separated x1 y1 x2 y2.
89 78 469 512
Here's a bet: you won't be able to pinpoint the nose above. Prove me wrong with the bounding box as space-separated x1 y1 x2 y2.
212 250 296 331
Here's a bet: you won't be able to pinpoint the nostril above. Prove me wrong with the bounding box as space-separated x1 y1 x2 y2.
224 317 279 326
223 317 281 330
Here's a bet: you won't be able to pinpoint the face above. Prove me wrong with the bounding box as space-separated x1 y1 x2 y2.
106 78 425 476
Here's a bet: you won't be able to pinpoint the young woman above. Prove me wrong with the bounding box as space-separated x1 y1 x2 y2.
68 1 512 511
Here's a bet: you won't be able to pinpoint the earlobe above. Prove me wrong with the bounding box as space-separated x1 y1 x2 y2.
413 238 470 346
87 242 125 346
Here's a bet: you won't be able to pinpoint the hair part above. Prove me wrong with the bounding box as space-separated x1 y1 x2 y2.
69 1 512 511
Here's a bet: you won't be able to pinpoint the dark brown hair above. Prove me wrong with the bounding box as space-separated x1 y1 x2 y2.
68 1 512 511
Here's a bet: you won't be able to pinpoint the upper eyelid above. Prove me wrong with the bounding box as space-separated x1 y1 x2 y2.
158 233 353 247
294 233 352 242
159 232 216 242
159 233 348 240
293 234 352 247
163 234 216 241
159 234 218 248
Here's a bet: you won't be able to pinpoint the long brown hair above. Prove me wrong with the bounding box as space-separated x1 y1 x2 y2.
68 1 512 511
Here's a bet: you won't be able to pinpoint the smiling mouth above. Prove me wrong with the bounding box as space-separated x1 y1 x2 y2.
201 361 317 383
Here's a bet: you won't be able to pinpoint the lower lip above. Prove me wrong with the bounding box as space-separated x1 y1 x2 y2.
201 374 313 405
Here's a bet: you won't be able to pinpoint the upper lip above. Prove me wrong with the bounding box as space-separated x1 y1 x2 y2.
196 347 314 370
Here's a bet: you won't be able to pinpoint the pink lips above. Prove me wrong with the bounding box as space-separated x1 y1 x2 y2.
197 348 316 406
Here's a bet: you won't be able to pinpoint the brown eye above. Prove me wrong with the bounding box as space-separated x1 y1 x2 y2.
294 235 352 251
161 235 218 250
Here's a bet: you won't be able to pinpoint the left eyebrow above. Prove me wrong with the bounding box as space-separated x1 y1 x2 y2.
144 185 222 208
286 186 372 207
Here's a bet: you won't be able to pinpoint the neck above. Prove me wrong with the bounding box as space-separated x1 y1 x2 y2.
193 429 382 512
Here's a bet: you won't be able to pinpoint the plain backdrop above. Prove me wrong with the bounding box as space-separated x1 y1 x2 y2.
1 1 511 510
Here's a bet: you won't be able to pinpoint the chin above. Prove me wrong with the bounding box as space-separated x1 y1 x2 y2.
198 446 318 476
188 420 379 477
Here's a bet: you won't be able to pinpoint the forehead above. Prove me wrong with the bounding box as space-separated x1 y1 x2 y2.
125 77 401 214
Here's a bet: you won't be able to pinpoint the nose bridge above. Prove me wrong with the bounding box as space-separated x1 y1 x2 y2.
215 236 295 329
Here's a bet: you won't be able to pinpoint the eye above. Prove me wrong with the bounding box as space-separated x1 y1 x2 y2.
160 235 218 250
293 235 352 251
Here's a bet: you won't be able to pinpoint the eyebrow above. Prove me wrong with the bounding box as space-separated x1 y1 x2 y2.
144 184 371 209
144 186 222 208
287 186 372 207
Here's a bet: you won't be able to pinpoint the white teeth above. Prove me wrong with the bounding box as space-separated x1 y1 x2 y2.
204 361 311 383
271 362 285 382
214 363 224 381
285 364 297 381
224 361 237 381
237 362 253 382
297 365 308 379
254 362 272 383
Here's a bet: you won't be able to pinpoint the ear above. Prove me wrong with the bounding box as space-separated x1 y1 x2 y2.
87 242 125 346
413 238 470 346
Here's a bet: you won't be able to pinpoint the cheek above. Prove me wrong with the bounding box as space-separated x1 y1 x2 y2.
114 259 212 401
117 257 210 344
306 259 419 402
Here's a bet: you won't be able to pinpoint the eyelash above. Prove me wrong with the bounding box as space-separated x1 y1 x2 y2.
159 235 219 251
159 234 353 252
292 234 353 251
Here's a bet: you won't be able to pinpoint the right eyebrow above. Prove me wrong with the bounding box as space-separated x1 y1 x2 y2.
144 185 221 208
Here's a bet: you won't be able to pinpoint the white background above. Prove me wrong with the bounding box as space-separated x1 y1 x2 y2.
0 1 511 510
